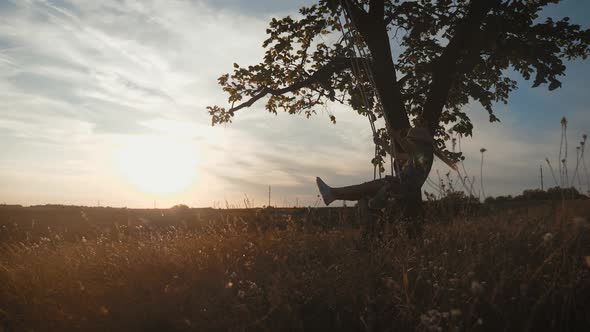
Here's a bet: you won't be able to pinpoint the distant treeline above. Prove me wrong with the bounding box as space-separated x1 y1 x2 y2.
419 186 588 221
1 187 587 212
484 186 588 203
424 186 588 206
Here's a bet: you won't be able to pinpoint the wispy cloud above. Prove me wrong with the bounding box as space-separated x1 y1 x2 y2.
0 0 588 207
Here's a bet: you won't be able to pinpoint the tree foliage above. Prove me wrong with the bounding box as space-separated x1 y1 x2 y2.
208 0 589 160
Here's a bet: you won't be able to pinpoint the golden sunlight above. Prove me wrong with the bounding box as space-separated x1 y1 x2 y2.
114 136 199 195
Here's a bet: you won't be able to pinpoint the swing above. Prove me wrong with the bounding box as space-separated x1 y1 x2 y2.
336 0 396 180
323 1 461 209
333 1 403 233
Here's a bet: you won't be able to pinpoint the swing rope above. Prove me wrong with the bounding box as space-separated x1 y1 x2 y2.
336 12 381 180
337 0 402 180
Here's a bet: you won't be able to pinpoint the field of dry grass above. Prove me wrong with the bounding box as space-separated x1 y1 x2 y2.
1 201 589 331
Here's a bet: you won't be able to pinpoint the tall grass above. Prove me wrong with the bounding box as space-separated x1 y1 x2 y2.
480 148 487 201
559 117 568 187
1 202 589 331
545 117 590 200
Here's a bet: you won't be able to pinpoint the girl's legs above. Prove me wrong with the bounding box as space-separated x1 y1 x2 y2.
316 177 390 206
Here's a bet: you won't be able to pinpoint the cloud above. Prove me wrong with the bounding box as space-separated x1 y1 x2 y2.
0 0 281 205
0 0 588 207
202 0 317 17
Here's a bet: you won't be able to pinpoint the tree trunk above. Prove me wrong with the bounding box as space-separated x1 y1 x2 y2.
400 188 424 239
390 158 424 237
347 5 425 236
363 21 410 132
364 19 424 235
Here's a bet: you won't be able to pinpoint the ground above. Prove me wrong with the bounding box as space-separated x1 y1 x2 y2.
0 201 589 331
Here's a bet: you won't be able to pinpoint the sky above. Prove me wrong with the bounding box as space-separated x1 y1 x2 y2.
0 0 589 208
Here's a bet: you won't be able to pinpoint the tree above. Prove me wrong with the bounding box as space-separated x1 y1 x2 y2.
207 0 589 222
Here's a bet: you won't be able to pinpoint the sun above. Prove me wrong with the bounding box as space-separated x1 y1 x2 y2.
114 136 199 195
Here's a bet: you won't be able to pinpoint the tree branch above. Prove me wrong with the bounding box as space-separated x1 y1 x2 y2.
227 57 360 115
384 11 399 27
397 73 411 87
369 0 384 19
341 0 368 29
422 0 500 132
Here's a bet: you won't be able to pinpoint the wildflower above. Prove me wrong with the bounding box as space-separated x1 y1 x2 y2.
450 309 462 318
225 281 233 289
382 277 396 289
420 310 442 331
543 232 553 243
471 281 484 295
99 306 109 316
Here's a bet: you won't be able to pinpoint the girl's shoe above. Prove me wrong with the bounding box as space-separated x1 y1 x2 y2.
316 177 335 206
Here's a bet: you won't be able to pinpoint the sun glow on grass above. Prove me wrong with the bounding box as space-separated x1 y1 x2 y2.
114 136 199 195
